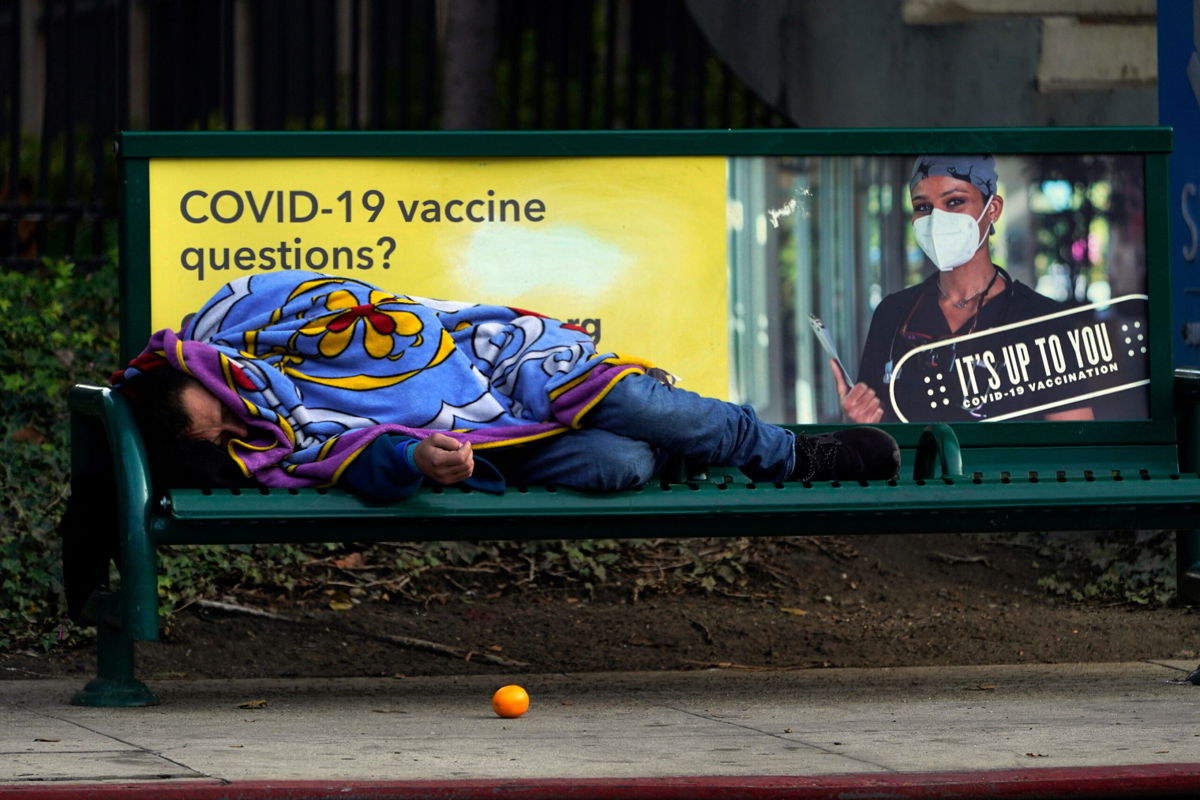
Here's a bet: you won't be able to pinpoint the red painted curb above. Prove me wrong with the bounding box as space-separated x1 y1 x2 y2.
3 764 1200 799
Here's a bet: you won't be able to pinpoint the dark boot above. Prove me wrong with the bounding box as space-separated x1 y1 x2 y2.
790 426 899 482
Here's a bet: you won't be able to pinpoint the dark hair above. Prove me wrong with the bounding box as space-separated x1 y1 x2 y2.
121 368 258 490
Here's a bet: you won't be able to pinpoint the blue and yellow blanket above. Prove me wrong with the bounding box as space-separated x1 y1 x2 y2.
115 271 650 488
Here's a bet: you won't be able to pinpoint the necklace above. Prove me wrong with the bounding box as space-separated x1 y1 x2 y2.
938 267 1000 310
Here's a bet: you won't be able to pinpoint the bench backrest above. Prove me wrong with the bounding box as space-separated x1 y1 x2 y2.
117 128 1173 451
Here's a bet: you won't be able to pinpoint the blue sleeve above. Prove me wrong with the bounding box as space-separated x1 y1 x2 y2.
339 434 507 501
339 435 425 501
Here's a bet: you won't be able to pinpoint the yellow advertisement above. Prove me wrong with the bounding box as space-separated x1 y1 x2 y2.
148 156 729 398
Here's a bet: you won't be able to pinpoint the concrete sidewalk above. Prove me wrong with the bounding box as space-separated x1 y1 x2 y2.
2 661 1199 797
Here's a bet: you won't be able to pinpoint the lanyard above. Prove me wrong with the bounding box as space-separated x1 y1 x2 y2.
885 266 1007 384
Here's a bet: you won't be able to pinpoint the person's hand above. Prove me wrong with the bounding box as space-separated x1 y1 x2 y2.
413 433 474 485
831 359 884 424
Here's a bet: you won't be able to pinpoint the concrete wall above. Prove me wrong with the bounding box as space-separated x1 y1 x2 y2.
686 0 1156 127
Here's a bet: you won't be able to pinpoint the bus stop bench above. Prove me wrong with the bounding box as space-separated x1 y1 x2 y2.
66 125 1200 706
66 378 1200 707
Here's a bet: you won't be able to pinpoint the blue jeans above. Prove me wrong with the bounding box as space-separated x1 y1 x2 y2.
485 373 796 490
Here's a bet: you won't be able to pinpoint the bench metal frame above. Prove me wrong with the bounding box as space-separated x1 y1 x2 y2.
69 127 1200 706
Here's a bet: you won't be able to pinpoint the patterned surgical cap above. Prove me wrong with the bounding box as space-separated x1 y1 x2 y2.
909 154 997 199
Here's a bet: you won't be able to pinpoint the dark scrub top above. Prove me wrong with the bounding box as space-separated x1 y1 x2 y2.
857 268 1084 422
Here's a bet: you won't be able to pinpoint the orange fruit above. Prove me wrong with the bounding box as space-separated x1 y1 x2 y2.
491 684 530 718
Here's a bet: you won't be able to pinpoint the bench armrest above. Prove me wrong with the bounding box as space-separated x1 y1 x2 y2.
69 384 160 640
912 423 964 480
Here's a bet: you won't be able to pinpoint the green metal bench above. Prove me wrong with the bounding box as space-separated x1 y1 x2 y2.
67 128 1200 706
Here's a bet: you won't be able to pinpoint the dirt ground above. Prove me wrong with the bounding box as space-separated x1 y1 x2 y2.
3 533 1198 682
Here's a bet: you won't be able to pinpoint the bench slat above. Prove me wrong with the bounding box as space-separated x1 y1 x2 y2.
156 472 1200 543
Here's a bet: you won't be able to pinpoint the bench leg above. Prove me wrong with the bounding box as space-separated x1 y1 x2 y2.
1178 531 1200 605
70 590 159 707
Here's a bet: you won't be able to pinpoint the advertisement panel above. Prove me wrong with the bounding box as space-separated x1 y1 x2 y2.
728 153 1150 423
145 148 1152 423
148 156 729 398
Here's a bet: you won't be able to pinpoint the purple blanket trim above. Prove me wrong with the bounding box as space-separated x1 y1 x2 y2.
128 330 643 489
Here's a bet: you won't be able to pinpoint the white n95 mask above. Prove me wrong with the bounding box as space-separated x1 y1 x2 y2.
912 195 993 272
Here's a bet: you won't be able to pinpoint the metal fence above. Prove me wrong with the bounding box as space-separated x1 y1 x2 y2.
1 0 787 271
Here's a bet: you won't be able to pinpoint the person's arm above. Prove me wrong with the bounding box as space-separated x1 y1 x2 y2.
1045 407 1094 421
339 435 426 501
834 296 902 424
339 432 479 501
412 433 475 484
833 363 884 424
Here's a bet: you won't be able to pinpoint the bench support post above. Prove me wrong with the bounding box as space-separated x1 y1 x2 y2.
1177 533 1200 604
1173 369 1200 603
70 590 159 708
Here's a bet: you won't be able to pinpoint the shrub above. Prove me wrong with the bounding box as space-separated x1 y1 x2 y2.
0 259 119 649
1032 530 1177 607
0 260 335 649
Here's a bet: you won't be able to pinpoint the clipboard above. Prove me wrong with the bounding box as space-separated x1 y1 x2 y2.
809 314 852 388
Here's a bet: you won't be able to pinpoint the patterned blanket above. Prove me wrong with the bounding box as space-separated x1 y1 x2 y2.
114 271 651 489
